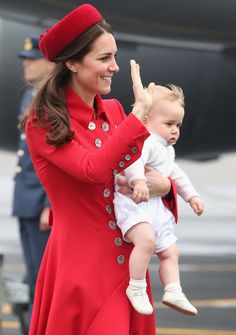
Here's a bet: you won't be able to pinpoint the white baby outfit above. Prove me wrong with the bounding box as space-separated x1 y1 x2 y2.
114 133 199 253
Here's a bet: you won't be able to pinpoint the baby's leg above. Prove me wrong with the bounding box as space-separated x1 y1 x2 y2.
125 222 155 315
157 243 180 287
157 244 197 316
126 222 156 280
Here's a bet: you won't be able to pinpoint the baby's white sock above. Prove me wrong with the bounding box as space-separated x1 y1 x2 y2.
164 282 182 294
129 278 147 291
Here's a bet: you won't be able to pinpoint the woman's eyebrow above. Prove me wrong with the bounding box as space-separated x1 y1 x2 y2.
98 51 117 56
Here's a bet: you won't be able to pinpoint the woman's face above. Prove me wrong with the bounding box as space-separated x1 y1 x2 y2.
69 32 119 104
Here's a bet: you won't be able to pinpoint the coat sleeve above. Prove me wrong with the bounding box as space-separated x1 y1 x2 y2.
26 113 149 185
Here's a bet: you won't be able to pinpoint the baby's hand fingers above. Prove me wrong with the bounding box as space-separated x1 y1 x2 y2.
196 203 204 216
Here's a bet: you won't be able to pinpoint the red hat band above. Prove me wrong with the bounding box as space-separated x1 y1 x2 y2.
39 4 103 61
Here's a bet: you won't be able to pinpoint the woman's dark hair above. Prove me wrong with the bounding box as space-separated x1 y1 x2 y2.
20 20 113 146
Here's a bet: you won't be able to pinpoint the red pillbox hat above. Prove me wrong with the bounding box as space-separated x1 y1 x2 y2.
39 4 103 61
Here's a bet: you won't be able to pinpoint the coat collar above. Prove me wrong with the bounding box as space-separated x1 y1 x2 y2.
66 85 106 127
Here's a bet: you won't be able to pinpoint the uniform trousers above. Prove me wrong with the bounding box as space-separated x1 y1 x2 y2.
18 217 50 302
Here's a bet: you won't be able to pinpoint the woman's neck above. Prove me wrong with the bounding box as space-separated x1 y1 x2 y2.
69 80 95 108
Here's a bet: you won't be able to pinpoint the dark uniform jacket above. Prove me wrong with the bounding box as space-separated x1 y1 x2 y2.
12 88 50 218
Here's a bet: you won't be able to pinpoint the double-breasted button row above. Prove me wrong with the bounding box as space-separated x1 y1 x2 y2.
88 121 109 132
102 185 125 265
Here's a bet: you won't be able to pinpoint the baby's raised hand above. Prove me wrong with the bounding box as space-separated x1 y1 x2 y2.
132 180 149 204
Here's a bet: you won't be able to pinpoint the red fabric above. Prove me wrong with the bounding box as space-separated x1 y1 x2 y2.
162 178 178 223
39 4 103 61
26 86 156 335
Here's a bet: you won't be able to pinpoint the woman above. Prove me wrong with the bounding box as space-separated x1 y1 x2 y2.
24 4 173 335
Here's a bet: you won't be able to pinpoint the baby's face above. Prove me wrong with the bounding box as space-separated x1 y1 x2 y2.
146 99 184 145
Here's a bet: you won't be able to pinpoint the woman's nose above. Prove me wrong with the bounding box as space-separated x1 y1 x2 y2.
109 59 119 73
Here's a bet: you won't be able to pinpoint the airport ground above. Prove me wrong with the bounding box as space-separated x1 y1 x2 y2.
0 149 236 335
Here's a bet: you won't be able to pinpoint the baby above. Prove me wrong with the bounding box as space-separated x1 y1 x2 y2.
114 84 204 316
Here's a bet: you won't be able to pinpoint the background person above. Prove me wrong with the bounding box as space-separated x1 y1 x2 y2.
12 36 53 306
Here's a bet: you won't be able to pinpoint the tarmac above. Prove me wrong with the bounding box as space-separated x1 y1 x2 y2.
0 149 236 335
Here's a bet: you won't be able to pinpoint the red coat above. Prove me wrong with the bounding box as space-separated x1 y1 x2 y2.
26 86 156 335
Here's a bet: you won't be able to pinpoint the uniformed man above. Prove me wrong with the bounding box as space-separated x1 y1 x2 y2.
12 36 54 305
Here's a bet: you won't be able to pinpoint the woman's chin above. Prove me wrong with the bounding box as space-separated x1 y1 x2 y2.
99 86 111 95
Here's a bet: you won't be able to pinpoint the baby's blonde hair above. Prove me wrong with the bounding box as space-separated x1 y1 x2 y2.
153 84 185 107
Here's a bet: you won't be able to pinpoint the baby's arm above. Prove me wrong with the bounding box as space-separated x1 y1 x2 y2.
170 163 204 215
170 162 199 201
131 179 149 204
188 196 204 216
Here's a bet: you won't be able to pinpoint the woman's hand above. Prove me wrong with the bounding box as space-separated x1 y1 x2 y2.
144 166 171 197
130 60 155 121
116 166 171 198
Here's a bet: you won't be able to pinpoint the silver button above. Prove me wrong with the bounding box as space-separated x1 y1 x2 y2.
114 237 123 247
109 221 117 230
15 166 22 174
103 188 110 198
88 121 96 130
95 138 102 148
20 133 26 140
125 154 131 161
119 161 125 168
113 169 118 176
117 255 125 264
131 146 138 154
17 149 24 157
106 204 112 214
102 122 109 132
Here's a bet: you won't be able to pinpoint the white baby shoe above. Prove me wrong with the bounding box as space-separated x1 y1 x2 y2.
162 291 197 316
126 287 153 315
